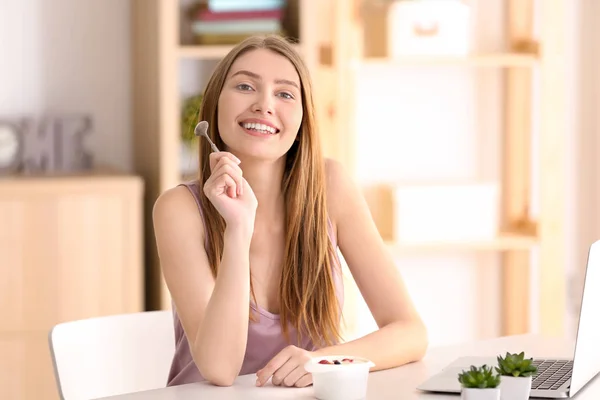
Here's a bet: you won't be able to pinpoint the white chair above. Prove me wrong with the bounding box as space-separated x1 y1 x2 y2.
48 310 176 400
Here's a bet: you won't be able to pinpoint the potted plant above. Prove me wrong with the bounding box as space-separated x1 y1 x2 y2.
181 92 203 148
180 93 203 174
457 365 501 400
495 352 538 400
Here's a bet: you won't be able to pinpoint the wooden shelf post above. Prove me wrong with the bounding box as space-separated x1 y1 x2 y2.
538 0 568 337
500 0 535 336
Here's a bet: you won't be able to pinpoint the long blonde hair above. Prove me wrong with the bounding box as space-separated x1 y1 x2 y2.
195 35 342 347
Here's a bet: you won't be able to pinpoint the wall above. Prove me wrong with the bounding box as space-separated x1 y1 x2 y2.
568 0 600 337
0 0 132 171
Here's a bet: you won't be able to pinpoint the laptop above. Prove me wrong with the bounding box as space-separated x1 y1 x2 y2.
417 239 600 398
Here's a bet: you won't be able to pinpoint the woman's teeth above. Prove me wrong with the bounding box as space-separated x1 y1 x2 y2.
242 122 277 134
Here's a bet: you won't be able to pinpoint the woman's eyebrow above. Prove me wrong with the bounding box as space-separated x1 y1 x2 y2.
275 79 299 89
230 70 299 89
231 69 260 80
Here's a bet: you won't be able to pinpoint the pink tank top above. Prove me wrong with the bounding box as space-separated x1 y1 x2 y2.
166 181 344 386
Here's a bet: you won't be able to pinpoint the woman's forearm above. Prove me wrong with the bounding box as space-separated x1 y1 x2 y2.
194 227 252 386
315 320 429 371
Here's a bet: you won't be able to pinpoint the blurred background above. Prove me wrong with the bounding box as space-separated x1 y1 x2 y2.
1 0 598 399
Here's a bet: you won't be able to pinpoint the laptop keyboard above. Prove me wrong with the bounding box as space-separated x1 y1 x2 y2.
531 359 573 391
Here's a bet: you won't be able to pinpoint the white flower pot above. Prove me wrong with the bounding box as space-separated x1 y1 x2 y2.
499 375 532 400
461 387 500 400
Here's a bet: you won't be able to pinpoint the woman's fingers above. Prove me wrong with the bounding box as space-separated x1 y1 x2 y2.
210 156 243 195
282 366 307 387
211 163 244 197
271 361 297 386
209 151 241 172
206 172 237 198
204 154 243 198
294 373 313 388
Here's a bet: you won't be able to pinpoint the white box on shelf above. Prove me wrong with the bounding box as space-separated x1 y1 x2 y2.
387 0 472 57
392 182 499 243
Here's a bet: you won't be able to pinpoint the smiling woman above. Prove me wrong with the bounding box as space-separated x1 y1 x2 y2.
152 34 428 389
215 45 305 161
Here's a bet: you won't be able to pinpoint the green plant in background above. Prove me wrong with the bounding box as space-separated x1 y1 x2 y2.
495 352 538 377
458 365 501 389
181 92 204 147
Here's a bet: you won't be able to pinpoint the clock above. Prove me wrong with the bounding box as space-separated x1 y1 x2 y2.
0 122 23 175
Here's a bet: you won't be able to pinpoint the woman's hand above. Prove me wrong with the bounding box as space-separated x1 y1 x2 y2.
255 345 314 388
203 152 257 232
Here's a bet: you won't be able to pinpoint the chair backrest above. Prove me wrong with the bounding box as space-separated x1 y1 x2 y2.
49 310 175 400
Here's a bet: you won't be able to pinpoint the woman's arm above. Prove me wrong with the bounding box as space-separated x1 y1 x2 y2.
153 186 253 386
319 159 429 369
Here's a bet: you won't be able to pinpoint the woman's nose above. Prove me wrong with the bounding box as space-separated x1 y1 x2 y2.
252 92 274 115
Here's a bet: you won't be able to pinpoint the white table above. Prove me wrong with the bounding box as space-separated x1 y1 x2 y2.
97 334 600 399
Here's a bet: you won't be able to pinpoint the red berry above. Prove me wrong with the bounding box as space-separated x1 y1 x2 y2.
318 360 331 364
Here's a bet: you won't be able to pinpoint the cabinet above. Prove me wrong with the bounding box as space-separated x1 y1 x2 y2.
0 173 144 400
132 0 568 339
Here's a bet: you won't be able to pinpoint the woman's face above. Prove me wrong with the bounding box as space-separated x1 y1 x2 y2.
217 48 303 161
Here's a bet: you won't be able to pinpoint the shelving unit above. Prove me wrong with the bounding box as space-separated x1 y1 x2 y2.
132 0 567 338
329 0 567 337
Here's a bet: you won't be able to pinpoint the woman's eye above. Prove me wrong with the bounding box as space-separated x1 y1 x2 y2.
237 84 253 91
278 92 293 100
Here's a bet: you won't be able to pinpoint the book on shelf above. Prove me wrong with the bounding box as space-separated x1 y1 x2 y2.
207 0 285 13
189 0 287 45
191 19 282 35
195 8 283 21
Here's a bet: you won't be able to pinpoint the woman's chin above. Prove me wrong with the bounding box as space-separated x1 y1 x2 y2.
223 140 292 162
225 146 283 163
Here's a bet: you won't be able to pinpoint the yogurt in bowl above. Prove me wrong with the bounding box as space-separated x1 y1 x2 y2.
304 355 375 400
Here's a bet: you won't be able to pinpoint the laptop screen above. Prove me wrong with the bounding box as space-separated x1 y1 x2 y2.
570 240 600 395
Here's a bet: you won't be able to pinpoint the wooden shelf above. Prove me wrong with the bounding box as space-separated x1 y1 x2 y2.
179 45 238 59
179 43 302 59
385 232 538 253
355 53 539 68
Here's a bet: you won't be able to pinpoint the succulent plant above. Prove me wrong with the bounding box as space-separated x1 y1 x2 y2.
495 352 538 377
458 365 501 389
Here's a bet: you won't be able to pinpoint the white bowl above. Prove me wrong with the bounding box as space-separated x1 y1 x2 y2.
304 355 375 400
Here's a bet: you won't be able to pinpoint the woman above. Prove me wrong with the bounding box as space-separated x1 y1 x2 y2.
153 35 428 388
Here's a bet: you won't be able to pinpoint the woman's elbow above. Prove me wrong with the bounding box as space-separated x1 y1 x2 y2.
194 352 240 387
412 320 429 361
198 365 238 387
205 373 236 387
